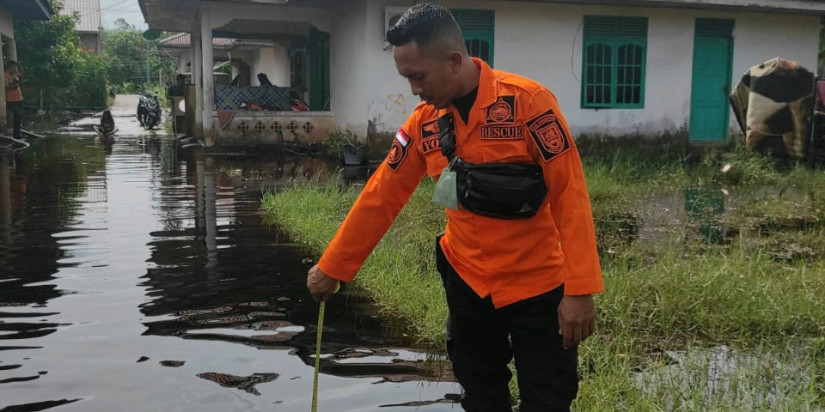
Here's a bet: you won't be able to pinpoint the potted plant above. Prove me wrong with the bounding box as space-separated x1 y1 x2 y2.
323 129 365 165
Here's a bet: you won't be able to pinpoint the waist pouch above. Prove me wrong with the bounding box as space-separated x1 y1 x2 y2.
454 160 547 219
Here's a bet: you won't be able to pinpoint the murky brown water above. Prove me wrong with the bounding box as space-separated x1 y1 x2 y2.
0 134 459 411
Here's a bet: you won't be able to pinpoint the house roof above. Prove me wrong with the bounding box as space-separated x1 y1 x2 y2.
159 32 237 49
0 0 53 20
515 0 825 15
60 0 101 33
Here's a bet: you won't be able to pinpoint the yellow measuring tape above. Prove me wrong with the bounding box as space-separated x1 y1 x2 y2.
311 282 339 412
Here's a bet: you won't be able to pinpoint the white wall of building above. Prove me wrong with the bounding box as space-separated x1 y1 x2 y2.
250 45 290 87
341 1 820 139
330 0 370 137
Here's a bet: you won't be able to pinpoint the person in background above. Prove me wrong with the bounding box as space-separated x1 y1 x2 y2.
4 61 24 139
306 3 603 411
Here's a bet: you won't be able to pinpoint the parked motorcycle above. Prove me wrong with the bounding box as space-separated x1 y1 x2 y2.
137 94 162 130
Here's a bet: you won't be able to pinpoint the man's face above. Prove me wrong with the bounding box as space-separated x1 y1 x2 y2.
394 42 458 109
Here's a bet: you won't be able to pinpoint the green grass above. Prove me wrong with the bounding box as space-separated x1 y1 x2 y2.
262 177 449 347
262 150 825 411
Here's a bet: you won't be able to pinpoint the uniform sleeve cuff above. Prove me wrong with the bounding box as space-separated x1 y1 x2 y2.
317 255 357 283
564 276 604 296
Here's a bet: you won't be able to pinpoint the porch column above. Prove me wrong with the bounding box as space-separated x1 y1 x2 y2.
200 8 216 147
0 37 6 133
0 157 11 244
7 38 17 61
192 29 204 139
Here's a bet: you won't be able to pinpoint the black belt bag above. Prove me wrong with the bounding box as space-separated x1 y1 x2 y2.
437 113 547 220
454 160 547 219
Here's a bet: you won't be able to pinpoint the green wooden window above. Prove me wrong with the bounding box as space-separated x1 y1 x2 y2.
452 10 494 66
582 16 648 109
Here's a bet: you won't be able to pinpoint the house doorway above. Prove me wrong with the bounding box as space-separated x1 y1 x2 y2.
689 18 734 142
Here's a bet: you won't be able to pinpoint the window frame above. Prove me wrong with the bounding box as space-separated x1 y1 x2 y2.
452 9 495 67
581 16 648 109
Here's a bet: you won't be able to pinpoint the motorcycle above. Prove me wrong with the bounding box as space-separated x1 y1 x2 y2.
137 94 162 130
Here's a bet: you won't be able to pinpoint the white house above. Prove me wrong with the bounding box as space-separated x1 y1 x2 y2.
139 0 824 149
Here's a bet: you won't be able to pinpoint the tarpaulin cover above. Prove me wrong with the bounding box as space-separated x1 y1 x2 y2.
729 57 814 159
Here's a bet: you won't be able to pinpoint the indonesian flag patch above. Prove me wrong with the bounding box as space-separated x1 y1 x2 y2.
386 128 412 171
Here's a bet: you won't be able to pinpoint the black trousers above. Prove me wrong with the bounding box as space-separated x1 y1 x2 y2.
436 237 578 412
8 101 22 139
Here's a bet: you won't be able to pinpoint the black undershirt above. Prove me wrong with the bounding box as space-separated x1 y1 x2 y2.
451 86 478 124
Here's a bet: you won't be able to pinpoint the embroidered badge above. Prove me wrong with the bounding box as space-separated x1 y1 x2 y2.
421 119 439 139
419 119 442 153
526 109 570 162
482 96 521 140
486 96 516 124
387 129 412 172
422 137 441 153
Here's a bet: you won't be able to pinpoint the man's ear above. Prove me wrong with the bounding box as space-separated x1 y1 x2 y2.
448 51 463 74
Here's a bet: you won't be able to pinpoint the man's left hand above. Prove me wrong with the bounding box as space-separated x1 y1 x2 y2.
558 294 596 349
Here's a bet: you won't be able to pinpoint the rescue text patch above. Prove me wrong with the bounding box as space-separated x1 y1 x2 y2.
526 109 570 162
481 125 524 140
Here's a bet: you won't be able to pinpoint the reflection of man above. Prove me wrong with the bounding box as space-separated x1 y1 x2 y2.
307 3 603 411
4 61 24 139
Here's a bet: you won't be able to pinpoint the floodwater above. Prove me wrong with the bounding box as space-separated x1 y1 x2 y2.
0 106 459 411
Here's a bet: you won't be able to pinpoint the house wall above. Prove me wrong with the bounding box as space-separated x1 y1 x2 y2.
250 45 290 87
79 33 100 53
341 1 820 140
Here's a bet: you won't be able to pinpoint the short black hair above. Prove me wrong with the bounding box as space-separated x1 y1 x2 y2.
5 61 20 72
386 3 465 52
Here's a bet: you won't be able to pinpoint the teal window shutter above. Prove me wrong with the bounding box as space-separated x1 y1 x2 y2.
452 10 494 66
582 16 647 109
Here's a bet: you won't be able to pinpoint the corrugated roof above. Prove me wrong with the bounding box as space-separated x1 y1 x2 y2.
159 33 237 48
60 0 101 33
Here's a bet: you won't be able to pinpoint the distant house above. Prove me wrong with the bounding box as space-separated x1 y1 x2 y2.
140 0 825 149
61 0 102 53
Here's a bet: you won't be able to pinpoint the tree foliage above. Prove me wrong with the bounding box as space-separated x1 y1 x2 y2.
14 1 111 109
14 9 81 89
102 19 177 94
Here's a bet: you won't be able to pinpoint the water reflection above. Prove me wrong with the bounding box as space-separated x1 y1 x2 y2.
1 134 458 411
138 149 447 378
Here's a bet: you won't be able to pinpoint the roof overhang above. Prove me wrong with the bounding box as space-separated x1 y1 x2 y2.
139 0 199 32
0 0 53 20
140 0 340 33
512 0 825 15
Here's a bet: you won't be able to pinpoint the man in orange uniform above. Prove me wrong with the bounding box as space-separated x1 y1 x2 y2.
4 61 24 140
307 3 603 411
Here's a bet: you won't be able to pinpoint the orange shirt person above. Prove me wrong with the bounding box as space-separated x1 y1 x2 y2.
4 61 24 139
307 3 603 411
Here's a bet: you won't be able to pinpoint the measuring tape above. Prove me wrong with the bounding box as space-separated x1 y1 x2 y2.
311 282 340 412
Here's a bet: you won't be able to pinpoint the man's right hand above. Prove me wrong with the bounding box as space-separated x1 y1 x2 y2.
306 264 340 302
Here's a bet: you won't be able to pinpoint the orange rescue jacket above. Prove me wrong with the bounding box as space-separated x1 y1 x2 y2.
318 59 603 308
